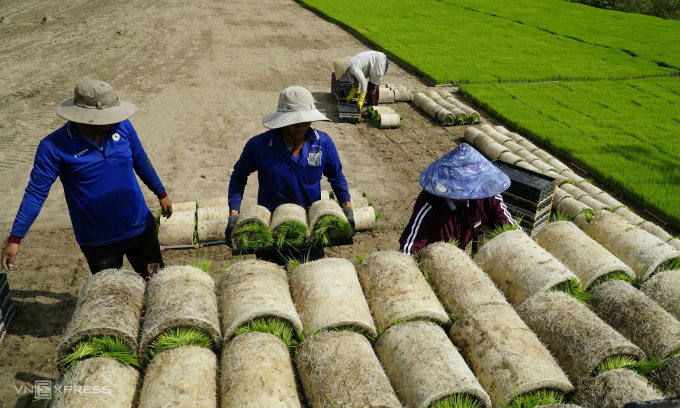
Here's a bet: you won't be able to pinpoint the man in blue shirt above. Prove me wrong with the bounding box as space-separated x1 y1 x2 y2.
227 86 353 258
1 80 173 277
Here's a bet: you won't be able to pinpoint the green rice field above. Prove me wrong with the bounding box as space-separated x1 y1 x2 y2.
299 0 680 228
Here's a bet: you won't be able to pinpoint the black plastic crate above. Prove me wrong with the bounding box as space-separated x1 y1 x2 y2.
337 102 360 123
331 72 356 101
495 161 556 205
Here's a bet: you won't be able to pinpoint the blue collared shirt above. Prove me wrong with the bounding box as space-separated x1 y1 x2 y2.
228 128 350 211
11 120 165 246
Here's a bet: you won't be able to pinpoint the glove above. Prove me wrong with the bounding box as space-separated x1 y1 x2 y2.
356 92 366 111
225 215 240 247
342 206 355 232
346 86 358 102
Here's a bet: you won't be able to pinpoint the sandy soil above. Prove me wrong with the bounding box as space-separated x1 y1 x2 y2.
0 0 495 406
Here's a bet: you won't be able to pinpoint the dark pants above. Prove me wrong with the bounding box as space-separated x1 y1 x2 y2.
367 82 380 106
80 223 164 278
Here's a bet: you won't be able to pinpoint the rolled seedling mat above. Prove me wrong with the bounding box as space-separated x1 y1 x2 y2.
162 209 195 224
379 113 401 128
197 219 227 242
295 330 401 408
393 88 412 102
50 357 140 408
463 127 485 146
172 200 197 212
471 133 496 153
418 242 507 319
591 279 680 358
529 158 558 174
533 221 635 289
139 266 221 359
231 204 272 249
515 160 540 171
308 199 351 245
517 138 539 152
449 303 573 407
219 259 302 340
290 258 375 338
547 157 570 173
357 251 448 332
480 124 512 144
517 291 644 380
498 151 523 165
375 320 492 408
574 180 603 197
668 238 680 250
556 196 591 219
221 332 301 407
353 206 377 231
270 203 309 246
434 108 456 126
570 368 664 408
473 230 579 306
138 345 217 408
379 87 395 103
577 195 608 211
655 354 680 397
614 206 645 225
640 269 680 320
479 140 509 161
370 106 396 115
638 220 674 242
197 206 229 222
533 148 555 163
560 169 585 184
320 190 331 200
502 140 529 157
559 183 589 200
580 210 680 281
158 209 196 246
58 268 145 359
197 196 228 208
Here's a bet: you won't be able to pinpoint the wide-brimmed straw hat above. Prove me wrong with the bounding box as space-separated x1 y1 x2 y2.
333 56 352 77
419 143 511 200
55 79 137 125
262 86 330 129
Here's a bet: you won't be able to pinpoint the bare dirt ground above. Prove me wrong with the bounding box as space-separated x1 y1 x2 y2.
0 0 497 405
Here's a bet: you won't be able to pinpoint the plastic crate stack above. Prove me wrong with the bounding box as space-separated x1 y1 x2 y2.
494 161 556 235
331 72 360 123
0 273 15 343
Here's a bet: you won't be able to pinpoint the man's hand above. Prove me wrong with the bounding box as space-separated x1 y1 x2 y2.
356 93 367 111
2 242 19 272
225 214 240 247
159 196 173 218
342 206 355 232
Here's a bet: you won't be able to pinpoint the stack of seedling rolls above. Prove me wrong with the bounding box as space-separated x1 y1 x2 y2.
367 105 401 129
51 268 144 407
231 204 272 250
436 89 480 123
138 265 221 408
329 188 379 232
158 202 196 246
413 92 458 126
385 83 412 102
196 196 229 243
570 368 664 408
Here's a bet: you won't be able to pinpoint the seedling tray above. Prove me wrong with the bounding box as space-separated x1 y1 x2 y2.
495 161 556 204
331 72 356 101
338 102 360 123
232 236 354 256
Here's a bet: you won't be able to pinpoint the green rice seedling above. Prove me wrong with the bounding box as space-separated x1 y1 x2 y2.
286 258 301 273
486 217 523 241
550 208 570 222
361 191 368 198
431 394 484 408
148 327 213 358
579 208 596 223
313 325 375 343
595 355 664 377
654 257 680 274
419 264 438 295
233 223 273 250
58 336 139 370
589 270 635 288
273 220 308 248
234 317 301 349
447 237 460 246
552 279 593 306
312 216 351 246
189 258 212 273
505 389 564 408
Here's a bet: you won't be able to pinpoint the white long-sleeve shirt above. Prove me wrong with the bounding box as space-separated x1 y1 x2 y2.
347 51 388 93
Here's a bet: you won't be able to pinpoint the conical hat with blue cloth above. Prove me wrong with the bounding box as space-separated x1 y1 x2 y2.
419 143 510 199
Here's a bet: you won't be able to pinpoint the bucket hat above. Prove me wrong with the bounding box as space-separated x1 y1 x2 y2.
262 86 330 129
55 79 137 125
419 143 510 200
333 56 352 78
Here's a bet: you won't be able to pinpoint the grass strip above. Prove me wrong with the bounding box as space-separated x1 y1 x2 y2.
233 222 273 250
486 218 523 241
189 259 212 273
312 215 351 246
505 389 564 408
431 394 485 408
234 317 300 349
148 327 213 359
273 220 308 248
589 271 635 288
58 336 139 370
552 279 593 306
595 355 665 377
654 257 680 274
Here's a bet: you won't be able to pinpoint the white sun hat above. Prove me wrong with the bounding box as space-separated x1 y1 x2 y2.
55 79 137 125
262 86 330 129
333 56 353 78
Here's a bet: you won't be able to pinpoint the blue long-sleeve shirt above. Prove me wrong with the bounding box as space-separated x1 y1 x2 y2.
10 120 166 246
228 128 350 211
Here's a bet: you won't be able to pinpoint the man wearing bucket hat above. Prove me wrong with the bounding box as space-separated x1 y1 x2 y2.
1 79 172 277
399 143 517 255
334 50 389 111
227 86 353 249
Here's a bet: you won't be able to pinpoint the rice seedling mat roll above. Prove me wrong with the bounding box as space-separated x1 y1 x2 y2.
197 206 229 222
290 258 376 337
139 266 221 359
533 221 635 289
50 357 140 408
219 259 302 340
158 209 196 246
463 127 485 146
449 302 573 407
640 269 680 320
379 113 400 128
655 354 680 397
614 206 646 225
357 251 448 332
517 291 644 380
197 219 227 243
570 368 664 408
418 242 507 318
197 196 228 209
58 268 145 359
473 230 579 306
592 279 680 358
353 206 377 231
347 188 369 208
172 201 197 212
638 220 674 242
580 210 680 281
308 199 351 245
295 330 401 408
138 345 217 408
556 196 591 219
270 203 309 244
221 332 301 407
231 204 272 249
375 320 491 408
